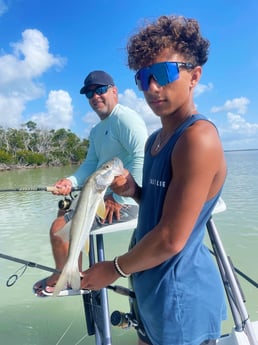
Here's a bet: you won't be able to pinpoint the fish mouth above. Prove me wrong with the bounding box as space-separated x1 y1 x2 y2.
95 173 113 190
112 157 124 175
95 157 124 190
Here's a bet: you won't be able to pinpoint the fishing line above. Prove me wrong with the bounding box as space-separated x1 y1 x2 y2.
73 333 90 345
54 320 90 345
55 321 74 345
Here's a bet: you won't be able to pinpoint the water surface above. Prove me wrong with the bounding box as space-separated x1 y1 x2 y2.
0 151 258 344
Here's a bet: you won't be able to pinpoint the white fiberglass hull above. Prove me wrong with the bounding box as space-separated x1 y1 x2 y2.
218 321 258 345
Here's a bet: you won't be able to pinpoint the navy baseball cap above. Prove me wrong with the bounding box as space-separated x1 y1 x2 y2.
80 70 115 94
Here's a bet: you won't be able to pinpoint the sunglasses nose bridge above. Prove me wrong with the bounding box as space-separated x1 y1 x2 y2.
148 74 162 90
91 91 100 99
86 90 97 99
88 89 103 99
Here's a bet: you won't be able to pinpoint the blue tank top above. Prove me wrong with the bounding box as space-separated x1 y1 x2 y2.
133 114 227 345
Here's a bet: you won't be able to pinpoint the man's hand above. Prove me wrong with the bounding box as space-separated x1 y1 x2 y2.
52 178 73 195
103 194 122 224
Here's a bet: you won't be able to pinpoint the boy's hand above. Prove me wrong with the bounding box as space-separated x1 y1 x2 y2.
111 169 137 198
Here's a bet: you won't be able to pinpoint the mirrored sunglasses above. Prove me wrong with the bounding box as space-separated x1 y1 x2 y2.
85 85 112 99
135 62 195 91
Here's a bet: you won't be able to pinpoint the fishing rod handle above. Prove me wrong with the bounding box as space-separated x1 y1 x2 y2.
45 186 58 192
46 186 81 192
0 186 81 192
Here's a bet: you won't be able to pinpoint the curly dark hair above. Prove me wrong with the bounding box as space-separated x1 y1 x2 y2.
127 15 210 70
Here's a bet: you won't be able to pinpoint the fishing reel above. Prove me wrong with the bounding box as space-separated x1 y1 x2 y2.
58 197 72 210
109 285 146 336
110 309 146 338
109 285 138 329
110 310 138 329
58 192 78 211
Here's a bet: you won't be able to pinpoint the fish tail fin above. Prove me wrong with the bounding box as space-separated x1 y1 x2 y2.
52 266 69 297
52 263 80 297
68 266 81 291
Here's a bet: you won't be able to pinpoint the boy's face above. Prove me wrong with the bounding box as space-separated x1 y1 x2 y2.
141 49 201 118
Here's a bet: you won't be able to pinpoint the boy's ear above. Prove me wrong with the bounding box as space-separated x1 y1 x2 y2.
190 66 202 87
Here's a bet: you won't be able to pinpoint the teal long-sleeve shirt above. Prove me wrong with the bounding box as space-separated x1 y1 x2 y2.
67 104 148 205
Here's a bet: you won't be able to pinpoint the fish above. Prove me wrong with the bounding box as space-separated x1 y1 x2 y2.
53 157 124 297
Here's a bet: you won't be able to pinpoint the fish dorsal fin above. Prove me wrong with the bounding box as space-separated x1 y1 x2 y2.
96 198 106 219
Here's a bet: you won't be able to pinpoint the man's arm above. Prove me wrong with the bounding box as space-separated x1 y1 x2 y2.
67 132 98 187
111 109 147 205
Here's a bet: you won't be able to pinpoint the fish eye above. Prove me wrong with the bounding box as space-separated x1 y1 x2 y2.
104 163 111 169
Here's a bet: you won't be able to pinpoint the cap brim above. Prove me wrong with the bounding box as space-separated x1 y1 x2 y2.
80 86 87 94
80 82 114 94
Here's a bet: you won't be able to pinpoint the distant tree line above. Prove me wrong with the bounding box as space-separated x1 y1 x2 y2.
0 121 89 168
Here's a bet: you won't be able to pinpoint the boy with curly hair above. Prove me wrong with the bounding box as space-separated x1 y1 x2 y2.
81 15 227 345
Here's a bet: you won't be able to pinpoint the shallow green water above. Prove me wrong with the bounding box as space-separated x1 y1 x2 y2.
0 151 258 344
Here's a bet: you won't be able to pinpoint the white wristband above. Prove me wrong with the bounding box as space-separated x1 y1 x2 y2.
113 256 131 278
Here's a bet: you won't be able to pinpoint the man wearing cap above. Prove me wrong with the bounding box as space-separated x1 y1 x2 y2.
33 70 148 295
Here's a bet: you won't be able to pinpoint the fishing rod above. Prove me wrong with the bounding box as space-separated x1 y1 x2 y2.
0 252 135 300
209 249 258 288
0 186 81 192
0 252 147 299
0 252 60 287
1 250 258 289
0 252 58 272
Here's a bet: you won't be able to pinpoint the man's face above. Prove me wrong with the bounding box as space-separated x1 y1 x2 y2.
86 84 118 120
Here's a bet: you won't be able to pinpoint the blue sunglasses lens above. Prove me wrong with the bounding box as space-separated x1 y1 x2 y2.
85 85 110 99
135 62 180 91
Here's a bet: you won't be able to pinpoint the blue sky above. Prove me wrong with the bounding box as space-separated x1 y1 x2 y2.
0 0 258 150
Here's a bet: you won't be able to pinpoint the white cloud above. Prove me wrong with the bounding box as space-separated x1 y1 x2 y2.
0 29 66 128
211 97 250 115
227 112 258 134
0 94 25 128
119 89 160 134
216 112 258 150
82 110 99 137
209 97 258 148
0 0 7 16
30 90 73 129
194 82 213 97
11 29 64 77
